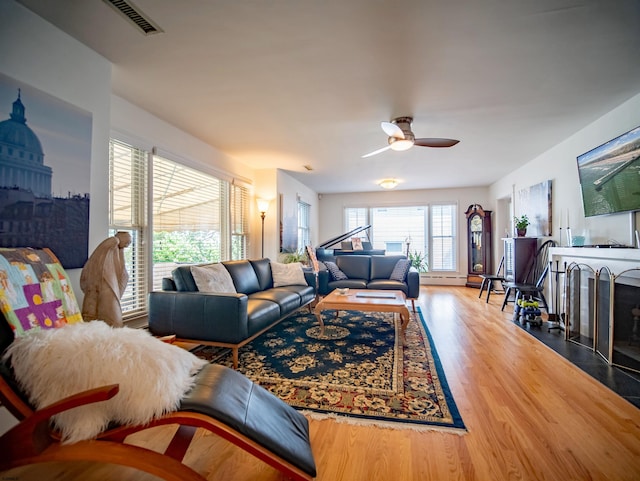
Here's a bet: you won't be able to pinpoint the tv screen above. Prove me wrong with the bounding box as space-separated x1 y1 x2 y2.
576 125 640 217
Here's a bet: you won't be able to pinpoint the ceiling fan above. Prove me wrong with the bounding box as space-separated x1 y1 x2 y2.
362 116 460 158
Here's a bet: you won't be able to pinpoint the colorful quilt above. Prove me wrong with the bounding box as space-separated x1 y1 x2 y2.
0 248 83 336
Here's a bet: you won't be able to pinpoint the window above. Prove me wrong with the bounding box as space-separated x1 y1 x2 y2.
430 203 457 271
151 154 224 290
230 183 249 260
109 139 148 320
344 203 457 272
297 200 311 251
109 139 250 319
345 207 368 232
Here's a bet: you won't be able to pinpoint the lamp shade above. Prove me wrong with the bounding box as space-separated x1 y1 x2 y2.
257 198 270 213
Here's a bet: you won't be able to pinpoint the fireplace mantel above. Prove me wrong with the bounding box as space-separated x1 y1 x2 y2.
550 247 640 274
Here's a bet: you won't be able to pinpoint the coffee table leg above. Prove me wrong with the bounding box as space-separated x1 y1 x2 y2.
314 307 325 336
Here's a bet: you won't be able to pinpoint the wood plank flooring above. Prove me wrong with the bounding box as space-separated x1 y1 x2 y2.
4 286 640 480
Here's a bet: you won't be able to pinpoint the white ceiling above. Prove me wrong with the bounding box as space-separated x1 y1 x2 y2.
16 0 640 194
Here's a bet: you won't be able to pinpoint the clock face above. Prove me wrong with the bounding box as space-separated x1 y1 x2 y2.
470 214 483 232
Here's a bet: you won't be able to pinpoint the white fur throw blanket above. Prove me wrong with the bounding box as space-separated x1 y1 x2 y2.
3 321 207 443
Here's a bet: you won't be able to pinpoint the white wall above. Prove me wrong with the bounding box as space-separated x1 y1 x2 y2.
0 0 112 298
111 95 250 184
319 186 491 284
0 0 114 434
490 92 640 263
275 169 319 260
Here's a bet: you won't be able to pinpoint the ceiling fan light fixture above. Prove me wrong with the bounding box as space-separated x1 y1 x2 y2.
378 178 399 189
389 139 414 151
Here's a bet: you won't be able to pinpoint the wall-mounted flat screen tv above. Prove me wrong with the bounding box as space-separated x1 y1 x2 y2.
576 125 640 217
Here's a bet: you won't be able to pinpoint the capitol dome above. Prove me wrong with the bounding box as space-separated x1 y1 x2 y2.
0 91 52 197
0 93 44 161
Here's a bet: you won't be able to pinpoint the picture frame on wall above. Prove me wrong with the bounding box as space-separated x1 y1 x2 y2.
516 180 552 237
0 73 92 268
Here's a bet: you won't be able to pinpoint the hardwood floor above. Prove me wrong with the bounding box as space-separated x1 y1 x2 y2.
4 286 640 480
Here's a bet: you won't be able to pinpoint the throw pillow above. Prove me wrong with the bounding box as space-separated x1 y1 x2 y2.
191 264 236 293
0 247 83 336
271 262 307 287
390 258 411 282
3 321 208 443
323 261 348 281
351 237 364 250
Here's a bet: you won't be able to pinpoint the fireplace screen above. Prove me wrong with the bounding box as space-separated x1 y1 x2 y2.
611 269 640 373
565 263 596 349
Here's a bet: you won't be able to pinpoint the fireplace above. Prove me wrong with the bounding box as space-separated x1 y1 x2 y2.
563 259 640 373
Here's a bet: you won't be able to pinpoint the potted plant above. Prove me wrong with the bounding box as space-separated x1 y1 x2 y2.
514 215 529 237
408 250 428 273
279 249 308 265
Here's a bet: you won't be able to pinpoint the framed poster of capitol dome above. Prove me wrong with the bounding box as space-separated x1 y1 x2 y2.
0 73 92 269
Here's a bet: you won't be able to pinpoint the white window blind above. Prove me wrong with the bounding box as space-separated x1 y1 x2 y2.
109 139 148 320
297 200 311 251
230 183 249 260
371 206 426 255
344 204 457 272
345 207 368 232
151 155 224 289
431 203 457 271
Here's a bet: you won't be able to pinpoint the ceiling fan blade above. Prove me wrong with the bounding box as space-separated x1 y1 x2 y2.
362 145 392 158
381 121 405 139
414 138 460 148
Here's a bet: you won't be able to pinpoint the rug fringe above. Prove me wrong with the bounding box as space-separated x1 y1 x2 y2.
300 410 467 435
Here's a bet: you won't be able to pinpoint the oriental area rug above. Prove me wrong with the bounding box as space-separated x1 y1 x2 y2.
191 307 466 432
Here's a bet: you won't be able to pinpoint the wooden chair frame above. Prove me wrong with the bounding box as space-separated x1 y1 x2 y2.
0 376 313 481
500 240 556 313
478 256 506 303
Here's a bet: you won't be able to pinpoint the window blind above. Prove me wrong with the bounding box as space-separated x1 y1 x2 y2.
431 204 457 271
230 183 248 260
109 139 148 320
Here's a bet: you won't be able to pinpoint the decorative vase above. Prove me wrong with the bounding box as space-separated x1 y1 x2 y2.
516 228 527 237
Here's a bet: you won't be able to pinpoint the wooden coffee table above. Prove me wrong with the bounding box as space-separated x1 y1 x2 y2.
314 289 411 336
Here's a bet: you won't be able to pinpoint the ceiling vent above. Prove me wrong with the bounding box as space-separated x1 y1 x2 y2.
102 0 163 35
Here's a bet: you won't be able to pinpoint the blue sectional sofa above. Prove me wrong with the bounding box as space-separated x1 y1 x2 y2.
148 258 316 368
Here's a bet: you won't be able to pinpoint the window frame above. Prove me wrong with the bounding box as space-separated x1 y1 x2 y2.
344 203 458 272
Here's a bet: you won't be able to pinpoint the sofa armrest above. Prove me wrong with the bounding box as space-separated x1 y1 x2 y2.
406 269 420 299
302 268 318 292
148 291 250 343
316 269 331 295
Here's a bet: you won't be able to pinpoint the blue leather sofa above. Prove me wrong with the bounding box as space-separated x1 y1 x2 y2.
317 254 420 311
148 258 316 368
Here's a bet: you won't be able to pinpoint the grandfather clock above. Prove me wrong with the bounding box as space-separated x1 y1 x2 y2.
464 204 492 288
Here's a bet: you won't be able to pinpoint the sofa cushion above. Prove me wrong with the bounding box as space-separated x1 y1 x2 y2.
370 255 407 279
278 285 316 306
250 289 301 313
270 262 307 287
328 279 367 290
367 279 409 294
191 264 237 293
323 261 348 281
223 260 261 295
250 259 273 291
335 255 371 280
172 265 199 292
246 298 282 334
389 258 411 282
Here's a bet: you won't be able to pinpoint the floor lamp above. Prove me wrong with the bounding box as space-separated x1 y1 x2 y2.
257 198 270 258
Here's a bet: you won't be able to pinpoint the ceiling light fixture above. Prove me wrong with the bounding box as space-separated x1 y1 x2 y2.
389 138 414 151
378 179 399 189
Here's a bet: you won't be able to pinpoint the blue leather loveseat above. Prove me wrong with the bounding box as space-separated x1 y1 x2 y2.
317 254 420 311
148 258 316 368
